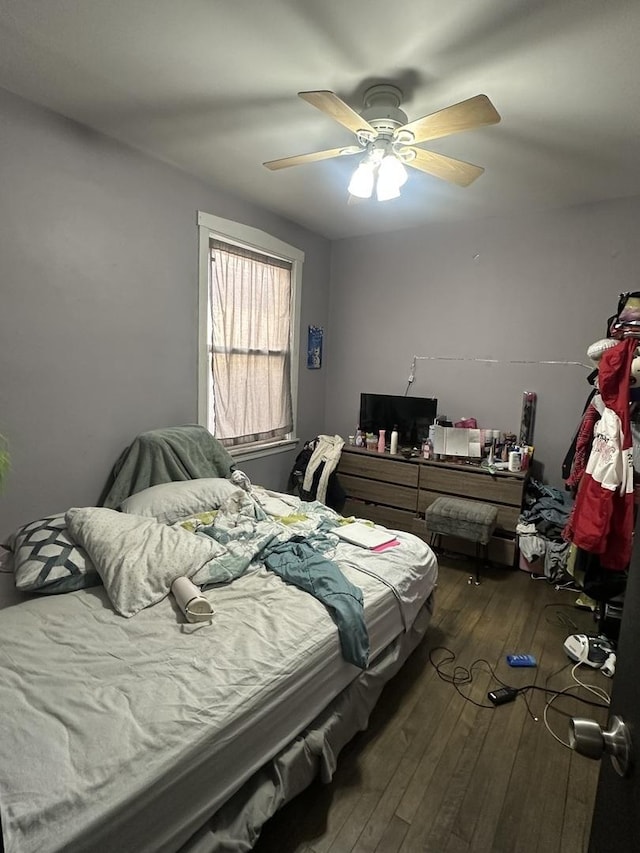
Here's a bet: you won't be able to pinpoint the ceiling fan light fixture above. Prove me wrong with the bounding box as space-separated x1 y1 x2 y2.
348 161 375 198
268 89 501 200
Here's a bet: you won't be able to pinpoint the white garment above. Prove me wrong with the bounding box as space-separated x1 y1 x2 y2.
302 434 345 504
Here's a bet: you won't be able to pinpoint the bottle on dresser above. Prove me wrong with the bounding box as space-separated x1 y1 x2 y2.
377 429 386 453
390 425 399 455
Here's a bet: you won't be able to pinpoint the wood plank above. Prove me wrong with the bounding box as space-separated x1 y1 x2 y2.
253 567 602 853
374 815 410 853
397 571 526 851
339 573 490 853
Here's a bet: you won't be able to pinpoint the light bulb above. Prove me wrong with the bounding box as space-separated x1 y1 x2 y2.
376 155 407 201
348 162 375 198
376 178 400 201
379 154 408 187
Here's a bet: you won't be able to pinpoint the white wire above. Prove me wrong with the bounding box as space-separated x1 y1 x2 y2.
410 354 592 370
542 663 611 749
570 662 611 704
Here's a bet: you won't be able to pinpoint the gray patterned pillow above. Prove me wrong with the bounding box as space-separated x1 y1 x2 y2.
8 514 102 594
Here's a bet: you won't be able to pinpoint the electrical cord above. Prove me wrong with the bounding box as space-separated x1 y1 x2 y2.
540 682 609 748
429 646 509 708
527 662 610 749
429 646 611 721
541 602 580 631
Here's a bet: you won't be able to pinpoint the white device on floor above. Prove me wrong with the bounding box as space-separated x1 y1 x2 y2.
564 633 615 674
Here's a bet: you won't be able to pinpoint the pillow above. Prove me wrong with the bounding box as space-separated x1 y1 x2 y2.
119 478 241 524
66 507 226 617
7 514 101 594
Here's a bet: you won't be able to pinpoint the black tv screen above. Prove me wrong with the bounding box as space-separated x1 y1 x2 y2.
359 393 438 448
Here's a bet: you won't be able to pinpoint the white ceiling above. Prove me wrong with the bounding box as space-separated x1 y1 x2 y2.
1 0 639 239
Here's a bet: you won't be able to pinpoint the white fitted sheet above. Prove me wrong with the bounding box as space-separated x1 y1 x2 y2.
0 527 437 853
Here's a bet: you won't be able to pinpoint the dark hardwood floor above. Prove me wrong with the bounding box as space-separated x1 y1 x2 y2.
253 556 609 853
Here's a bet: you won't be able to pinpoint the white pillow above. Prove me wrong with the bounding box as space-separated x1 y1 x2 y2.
119 478 241 524
66 507 226 617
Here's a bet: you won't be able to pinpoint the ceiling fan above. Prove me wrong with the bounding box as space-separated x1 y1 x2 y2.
263 85 500 201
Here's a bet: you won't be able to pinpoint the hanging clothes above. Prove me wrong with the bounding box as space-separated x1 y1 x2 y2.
564 395 604 494
302 434 345 505
564 338 636 571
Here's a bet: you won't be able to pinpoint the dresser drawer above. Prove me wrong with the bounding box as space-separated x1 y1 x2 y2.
418 465 524 506
343 499 417 533
340 473 418 512
337 452 418 487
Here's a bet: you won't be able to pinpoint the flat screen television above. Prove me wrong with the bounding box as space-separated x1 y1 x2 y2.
359 393 438 449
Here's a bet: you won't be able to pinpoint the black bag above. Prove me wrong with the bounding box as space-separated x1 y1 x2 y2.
287 440 316 495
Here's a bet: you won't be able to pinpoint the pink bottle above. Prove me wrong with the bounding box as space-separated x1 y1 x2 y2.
377 429 386 453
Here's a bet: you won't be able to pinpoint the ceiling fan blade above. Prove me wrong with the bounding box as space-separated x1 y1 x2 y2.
298 90 377 136
405 148 485 187
395 94 500 145
263 146 361 171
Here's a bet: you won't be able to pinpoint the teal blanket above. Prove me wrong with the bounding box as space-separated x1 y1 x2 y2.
100 425 235 508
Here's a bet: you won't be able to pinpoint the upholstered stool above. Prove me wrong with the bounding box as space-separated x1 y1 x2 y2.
425 497 498 585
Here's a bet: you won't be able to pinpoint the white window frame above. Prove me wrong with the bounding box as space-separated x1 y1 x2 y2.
197 211 303 462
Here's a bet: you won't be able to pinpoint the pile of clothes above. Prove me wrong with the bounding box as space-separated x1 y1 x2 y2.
517 479 573 581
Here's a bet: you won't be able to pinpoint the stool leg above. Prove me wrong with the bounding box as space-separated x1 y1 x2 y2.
469 542 482 586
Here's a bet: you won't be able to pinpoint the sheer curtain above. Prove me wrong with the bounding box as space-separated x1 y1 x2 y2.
209 240 293 448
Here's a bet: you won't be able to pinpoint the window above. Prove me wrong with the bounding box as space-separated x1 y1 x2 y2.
198 212 303 459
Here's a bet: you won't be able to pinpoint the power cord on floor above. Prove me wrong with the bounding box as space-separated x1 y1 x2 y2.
541 602 580 631
429 646 509 708
429 646 611 730
532 662 611 749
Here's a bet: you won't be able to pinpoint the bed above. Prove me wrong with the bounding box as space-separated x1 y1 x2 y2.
0 464 437 853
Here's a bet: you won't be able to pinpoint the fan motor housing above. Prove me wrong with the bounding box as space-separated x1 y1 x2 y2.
361 84 408 133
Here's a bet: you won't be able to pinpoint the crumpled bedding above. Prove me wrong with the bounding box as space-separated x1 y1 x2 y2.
68 490 374 668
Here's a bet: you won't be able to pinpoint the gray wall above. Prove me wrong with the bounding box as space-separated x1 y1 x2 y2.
3 81 640 541
326 197 640 487
0 87 331 539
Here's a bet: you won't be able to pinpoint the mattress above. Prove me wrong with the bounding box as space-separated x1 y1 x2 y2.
0 507 437 853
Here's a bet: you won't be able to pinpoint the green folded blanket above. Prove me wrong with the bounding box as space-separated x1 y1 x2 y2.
100 424 235 508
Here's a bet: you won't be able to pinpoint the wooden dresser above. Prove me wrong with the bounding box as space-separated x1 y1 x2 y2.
336 446 528 566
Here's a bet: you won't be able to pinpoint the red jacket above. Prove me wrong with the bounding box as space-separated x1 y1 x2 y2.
564 338 636 570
